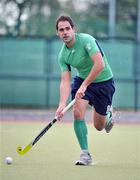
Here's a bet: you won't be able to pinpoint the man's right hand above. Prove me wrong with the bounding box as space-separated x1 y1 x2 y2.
55 104 66 120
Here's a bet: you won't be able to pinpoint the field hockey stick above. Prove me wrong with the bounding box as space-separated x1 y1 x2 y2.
17 99 75 155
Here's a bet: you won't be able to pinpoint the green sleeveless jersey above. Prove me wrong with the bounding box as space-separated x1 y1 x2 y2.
58 33 113 83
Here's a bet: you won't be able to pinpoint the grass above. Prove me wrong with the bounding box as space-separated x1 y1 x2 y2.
0 120 140 180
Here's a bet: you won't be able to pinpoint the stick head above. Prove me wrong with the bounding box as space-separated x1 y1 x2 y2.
17 143 32 155
17 146 23 155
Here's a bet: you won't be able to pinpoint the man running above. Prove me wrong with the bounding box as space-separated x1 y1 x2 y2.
55 15 115 165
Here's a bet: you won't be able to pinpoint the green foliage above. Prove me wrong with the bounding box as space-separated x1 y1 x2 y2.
0 0 138 38
116 0 137 38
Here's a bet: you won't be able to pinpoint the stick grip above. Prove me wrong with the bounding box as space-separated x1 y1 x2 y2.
55 99 75 120
62 99 75 114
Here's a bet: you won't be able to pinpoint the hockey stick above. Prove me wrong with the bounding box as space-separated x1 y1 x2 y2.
17 99 75 155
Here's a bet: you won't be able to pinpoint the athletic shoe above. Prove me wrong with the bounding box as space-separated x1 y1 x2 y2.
105 107 114 133
75 151 92 166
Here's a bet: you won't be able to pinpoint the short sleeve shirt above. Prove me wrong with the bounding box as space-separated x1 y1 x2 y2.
58 33 113 82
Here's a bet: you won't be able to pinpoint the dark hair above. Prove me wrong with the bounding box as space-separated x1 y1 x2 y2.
56 15 74 30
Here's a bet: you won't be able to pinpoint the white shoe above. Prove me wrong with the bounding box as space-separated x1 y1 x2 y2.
75 151 92 166
105 106 114 133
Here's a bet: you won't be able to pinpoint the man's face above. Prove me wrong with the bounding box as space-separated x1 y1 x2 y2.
57 21 75 44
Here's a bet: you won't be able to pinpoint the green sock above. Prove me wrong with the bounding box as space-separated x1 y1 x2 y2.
74 119 88 150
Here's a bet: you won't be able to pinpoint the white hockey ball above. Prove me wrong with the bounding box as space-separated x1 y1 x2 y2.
5 157 13 165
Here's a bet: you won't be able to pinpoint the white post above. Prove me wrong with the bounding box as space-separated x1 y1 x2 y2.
108 0 116 37
137 0 140 42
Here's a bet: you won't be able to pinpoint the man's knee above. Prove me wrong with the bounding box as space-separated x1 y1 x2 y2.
73 107 82 119
93 116 106 131
94 123 104 131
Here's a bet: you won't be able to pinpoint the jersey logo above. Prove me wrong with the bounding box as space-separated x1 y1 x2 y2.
86 43 92 51
71 49 75 53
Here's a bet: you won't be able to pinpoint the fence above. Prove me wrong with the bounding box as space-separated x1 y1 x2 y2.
0 37 140 110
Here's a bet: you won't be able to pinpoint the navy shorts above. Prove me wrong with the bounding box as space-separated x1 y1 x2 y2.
71 76 115 116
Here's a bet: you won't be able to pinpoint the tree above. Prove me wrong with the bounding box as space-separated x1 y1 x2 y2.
0 0 138 38
0 0 61 36
116 0 137 38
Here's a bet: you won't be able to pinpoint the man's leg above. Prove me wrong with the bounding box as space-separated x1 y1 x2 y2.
93 109 106 130
93 108 114 133
73 99 92 165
